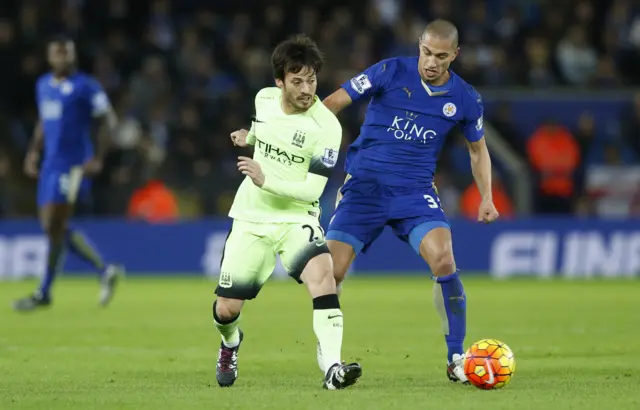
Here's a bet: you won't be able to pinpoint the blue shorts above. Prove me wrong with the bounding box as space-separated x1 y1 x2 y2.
37 166 91 208
326 178 450 255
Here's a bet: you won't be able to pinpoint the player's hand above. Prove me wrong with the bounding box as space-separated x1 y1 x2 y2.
83 157 103 176
478 198 499 223
24 151 40 178
230 129 249 147
237 156 265 187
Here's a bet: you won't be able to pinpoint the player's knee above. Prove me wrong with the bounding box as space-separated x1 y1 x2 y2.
327 240 353 284
213 297 243 321
301 254 336 295
430 251 456 277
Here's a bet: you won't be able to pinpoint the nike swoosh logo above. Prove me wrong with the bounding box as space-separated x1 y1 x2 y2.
315 240 326 247
328 315 343 319
484 359 495 385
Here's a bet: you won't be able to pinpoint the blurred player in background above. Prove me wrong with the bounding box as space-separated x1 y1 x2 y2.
212 34 362 390
13 36 123 312
322 20 499 383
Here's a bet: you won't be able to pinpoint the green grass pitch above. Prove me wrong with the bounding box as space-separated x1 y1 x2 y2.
1 276 639 409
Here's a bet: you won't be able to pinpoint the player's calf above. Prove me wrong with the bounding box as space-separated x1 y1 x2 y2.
298 251 360 386
14 205 71 311
213 298 244 387
419 227 468 383
37 204 69 300
326 239 356 290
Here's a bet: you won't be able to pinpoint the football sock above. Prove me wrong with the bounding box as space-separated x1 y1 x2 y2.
65 229 106 273
312 294 343 374
433 271 467 363
38 236 66 299
213 301 241 348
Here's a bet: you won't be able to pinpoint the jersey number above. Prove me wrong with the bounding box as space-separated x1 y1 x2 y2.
423 194 442 209
302 224 325 242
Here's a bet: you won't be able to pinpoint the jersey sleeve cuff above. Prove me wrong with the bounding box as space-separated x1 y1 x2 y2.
341 82 361 102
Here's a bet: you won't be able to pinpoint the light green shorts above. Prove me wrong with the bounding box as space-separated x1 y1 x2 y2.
215 219 328 300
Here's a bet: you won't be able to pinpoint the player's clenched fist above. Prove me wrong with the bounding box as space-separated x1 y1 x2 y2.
478 198 499 223
230 129 249 147
237 156 265 187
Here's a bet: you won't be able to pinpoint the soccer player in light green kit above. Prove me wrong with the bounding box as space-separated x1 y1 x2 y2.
212 34 362 390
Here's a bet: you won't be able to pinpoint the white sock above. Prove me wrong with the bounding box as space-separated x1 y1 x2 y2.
313 308 343 375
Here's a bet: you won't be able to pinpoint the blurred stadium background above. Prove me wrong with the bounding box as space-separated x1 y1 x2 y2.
1 1 639 408
1 0 639 278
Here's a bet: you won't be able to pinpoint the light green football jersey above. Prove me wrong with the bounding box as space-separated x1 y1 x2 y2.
229 87 343 223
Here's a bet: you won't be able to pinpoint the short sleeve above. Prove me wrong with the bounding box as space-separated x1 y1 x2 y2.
461 88 484 143
309 118 342 178
85 78 111 117
341 59 395 103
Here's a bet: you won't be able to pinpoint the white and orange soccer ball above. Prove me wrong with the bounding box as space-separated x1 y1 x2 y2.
464 339 516 390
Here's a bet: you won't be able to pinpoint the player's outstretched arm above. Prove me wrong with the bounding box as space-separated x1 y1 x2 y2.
264 172 329 203
322 88 353 115
243 120 341 204
324 59 396 115
237 156 328 203
467 138 499 223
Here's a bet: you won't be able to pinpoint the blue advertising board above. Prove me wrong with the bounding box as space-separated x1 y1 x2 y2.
0 218 639 279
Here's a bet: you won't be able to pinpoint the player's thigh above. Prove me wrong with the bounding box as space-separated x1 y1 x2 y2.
326 187 386 258
389 189 455 275
216 221 277 300
38 167 86 209
37 174 74 234
277 221 332 285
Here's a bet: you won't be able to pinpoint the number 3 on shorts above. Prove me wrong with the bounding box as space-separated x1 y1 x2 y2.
423 194 442 209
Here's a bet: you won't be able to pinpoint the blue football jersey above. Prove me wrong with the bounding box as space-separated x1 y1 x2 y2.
342 56 484 189
36 72 111 171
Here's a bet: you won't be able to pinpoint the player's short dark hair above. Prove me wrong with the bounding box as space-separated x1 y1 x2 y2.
271 34 324 80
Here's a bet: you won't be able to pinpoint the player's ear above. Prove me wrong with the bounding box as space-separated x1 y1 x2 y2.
275 78 284 88
452 47 460 62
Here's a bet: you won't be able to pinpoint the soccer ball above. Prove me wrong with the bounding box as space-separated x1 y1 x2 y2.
464 339 515 390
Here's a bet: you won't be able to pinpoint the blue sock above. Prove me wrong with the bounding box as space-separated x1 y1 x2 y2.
65 229 107 276
38 239 66 299
433 271 466 363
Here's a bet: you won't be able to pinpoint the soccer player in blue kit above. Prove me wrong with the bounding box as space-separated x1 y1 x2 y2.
13 36 123 312
322 20 499 383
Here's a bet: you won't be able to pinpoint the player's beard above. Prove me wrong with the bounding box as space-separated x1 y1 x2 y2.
285 90 313 113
